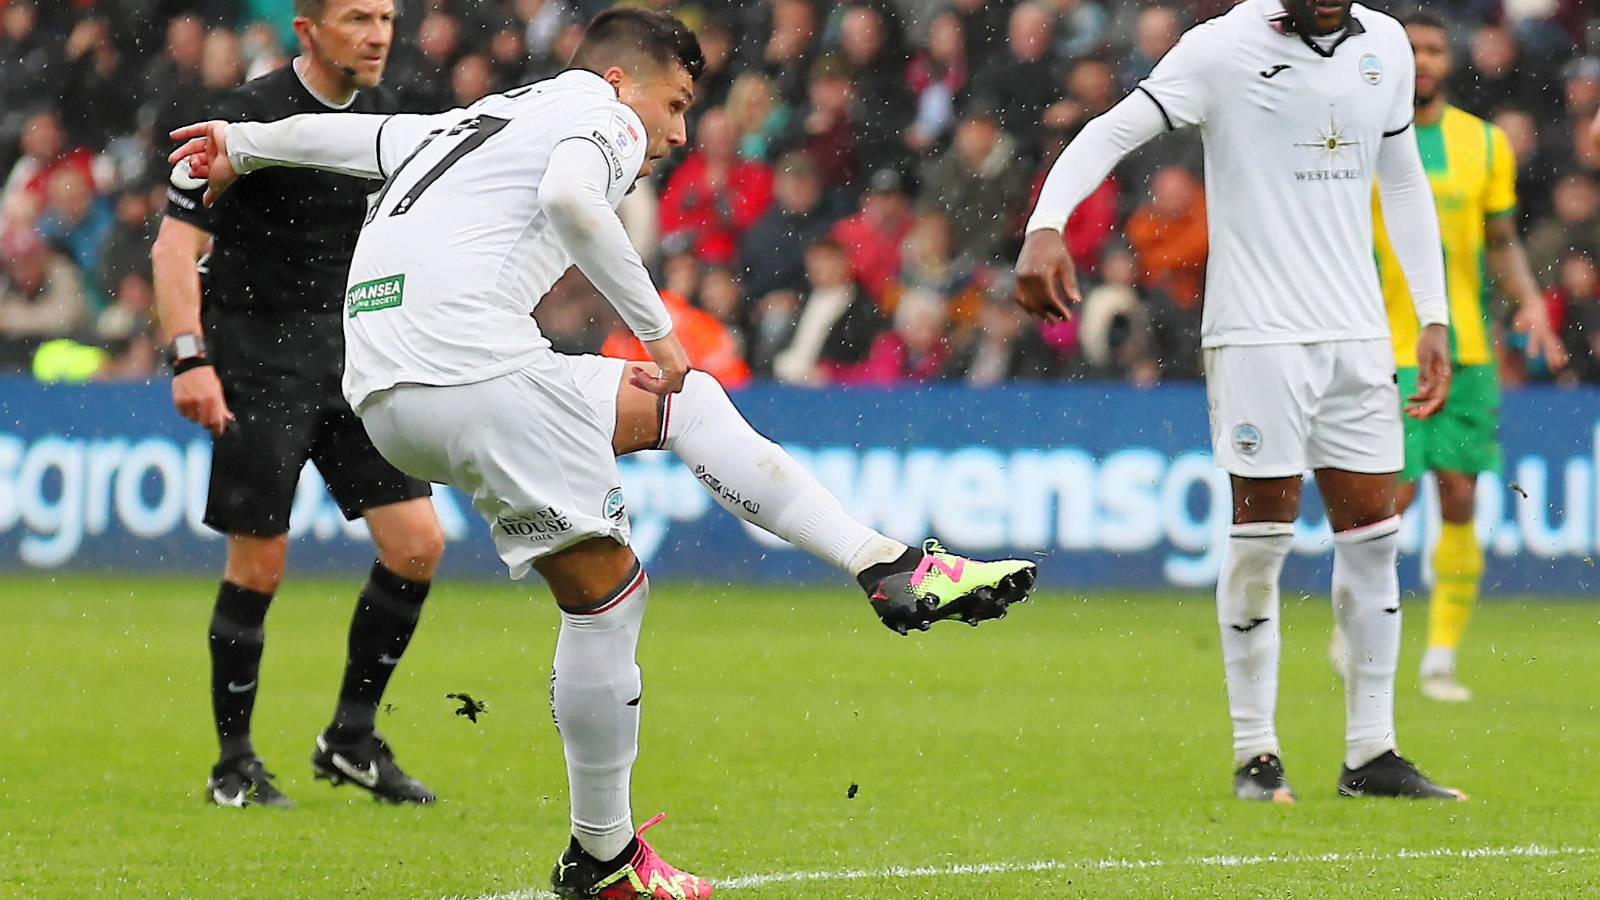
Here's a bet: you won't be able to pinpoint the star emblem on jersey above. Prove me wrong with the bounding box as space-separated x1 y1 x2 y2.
1295 111 1360 160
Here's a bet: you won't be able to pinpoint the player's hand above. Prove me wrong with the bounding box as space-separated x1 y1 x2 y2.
172 365 236 435
1013 229 1079 322
168 120 238 207
1513 299 1568 371
634 334 691 397
1409 323 1452 419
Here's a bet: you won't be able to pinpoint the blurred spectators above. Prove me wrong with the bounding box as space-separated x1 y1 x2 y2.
660 108 775 268
1527 171 1600 284
852 289 952 383
1118 4 1179 92
947 283 1068 384
771 237 884 384
905 10 966 155
5 0 1597 385
0 226 91 368
1550 248 1600 383
4 109 96 222
36 166 115 302
917 107 1031 266
830 167 915 302
739 151 837 302
970 2 1059 151
1124 165 1207 311
773 55 859 193
601 287 751 387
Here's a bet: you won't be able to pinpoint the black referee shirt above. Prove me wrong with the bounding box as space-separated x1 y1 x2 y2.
165 63 399 316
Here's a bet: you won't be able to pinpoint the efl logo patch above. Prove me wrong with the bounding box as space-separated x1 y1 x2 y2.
1359 53 1382 85
609 112 638 156
1232 423 1263 456
346 274 405 317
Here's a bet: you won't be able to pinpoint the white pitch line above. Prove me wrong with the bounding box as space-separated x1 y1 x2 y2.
422 843 1595 900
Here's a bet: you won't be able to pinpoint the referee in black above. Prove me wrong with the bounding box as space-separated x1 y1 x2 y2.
151 0 445 807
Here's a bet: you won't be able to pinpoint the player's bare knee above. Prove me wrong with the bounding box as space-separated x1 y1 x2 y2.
377 523 446 580
1435 472 1476 522
537 537 639 611
224 534 289 593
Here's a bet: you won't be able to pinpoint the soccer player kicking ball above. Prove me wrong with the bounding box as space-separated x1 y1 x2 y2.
171 10 1035 897
1016 0 1465 802
1364 8 1566 703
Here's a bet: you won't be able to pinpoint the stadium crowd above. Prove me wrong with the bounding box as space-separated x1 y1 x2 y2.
1 0 1597 385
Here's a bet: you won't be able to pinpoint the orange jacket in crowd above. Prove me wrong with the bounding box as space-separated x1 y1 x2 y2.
601 289 752 388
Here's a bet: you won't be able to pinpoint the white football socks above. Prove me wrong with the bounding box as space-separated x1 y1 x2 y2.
552 563 649 862
1217 521 1294 764
1331 516 1403 769
660 370 907 575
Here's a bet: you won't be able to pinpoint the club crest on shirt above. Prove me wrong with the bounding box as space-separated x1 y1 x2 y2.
1232 423 1263 456
1359 53 1382 85
609 112 639 156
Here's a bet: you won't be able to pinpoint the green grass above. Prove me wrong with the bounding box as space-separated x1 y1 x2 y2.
2 574 1598 900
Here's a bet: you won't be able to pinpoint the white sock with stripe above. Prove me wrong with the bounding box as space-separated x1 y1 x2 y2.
660 370 906 575
1332 516 1403 769
1217 521 1294 764
552 562 648 861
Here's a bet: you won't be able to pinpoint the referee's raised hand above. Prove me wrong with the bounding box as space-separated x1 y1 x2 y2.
1013 229 1080 322
168 121 239 207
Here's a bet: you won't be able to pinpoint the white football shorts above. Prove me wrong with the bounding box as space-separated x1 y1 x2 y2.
1203 339 1403 478
358 352 633 579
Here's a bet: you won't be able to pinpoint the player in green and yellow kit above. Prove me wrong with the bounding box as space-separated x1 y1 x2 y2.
1374 8 1566 701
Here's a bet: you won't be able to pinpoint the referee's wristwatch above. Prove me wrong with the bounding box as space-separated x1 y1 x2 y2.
166 331 211 375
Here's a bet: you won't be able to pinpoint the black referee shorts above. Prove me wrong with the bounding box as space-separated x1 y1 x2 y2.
202 309 431 537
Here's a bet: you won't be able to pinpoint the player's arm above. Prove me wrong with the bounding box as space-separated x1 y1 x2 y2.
1376 125 1451 418
538 137 686 396
1016 21 1217 321
150 215 233 435
1484 213 1566 369
1016 93 1168 320
169 109 463 202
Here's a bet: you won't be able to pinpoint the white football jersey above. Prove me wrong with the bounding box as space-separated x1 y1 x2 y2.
1138 0 1416 348
340 70 654 407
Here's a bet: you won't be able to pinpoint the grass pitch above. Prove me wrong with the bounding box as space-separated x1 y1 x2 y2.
2 573 1597 900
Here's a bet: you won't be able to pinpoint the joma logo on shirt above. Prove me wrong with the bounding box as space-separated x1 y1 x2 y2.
346 274 405 317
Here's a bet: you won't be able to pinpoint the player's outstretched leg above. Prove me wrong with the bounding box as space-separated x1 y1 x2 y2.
312 555 439 804
1216 521 1294 801
857 539 1037 634
652 369 1035 634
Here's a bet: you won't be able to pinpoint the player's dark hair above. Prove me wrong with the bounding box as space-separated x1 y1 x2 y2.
1394 7 1448 32
293 0 328 21
569 9 705 82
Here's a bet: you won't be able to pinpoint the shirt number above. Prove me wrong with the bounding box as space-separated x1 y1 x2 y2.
373 114 511 220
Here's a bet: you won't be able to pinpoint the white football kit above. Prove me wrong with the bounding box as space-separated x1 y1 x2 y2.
1027 0 1448 477
225 70 675 575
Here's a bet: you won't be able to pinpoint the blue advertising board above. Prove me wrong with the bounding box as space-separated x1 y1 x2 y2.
2 378 1597 594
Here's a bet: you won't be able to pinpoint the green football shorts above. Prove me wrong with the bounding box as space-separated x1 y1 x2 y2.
1397 363 1501 482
